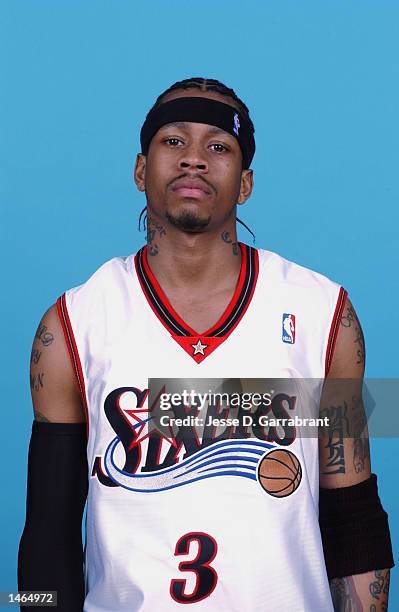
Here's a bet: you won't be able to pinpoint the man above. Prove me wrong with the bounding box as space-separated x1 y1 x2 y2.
19 77 394 611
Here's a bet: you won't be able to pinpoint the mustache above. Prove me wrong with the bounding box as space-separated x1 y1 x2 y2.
168 173 217 195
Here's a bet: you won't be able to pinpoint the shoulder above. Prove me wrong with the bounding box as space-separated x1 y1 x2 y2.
257 246 343 301
67 255 134 297
328 296 365 378
63 254 136 314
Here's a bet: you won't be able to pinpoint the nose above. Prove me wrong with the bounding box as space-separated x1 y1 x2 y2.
179 143 208 172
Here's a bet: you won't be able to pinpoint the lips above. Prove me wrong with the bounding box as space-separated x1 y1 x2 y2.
171 177 213 197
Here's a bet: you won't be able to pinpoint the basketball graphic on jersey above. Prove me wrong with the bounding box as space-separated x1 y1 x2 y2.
257 449 302 497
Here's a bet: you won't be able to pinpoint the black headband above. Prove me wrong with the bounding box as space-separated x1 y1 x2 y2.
140 97 255 169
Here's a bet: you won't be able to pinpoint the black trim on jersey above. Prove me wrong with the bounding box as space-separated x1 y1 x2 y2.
210 245 256 337
136 248 192 336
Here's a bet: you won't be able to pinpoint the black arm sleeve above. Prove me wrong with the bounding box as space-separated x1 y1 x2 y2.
319 474 395 580
18 421 88 611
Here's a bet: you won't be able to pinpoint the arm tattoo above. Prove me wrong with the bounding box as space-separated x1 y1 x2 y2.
221 231 239 255
330 576 363 611
30 372 44 392
353 435 369 474
369 569 390 603
340 305 357 328
30 348 42 364
34 410 50 422
351 394 370 474
340 305 366 366
35 323 54 347
320 402 349 475
354 324 365 366
147 216 166 256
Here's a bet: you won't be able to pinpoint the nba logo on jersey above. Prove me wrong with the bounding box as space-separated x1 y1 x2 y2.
282 313 296 344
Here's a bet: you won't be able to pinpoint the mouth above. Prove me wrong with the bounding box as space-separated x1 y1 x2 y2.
170 177 213 199
173 187 210 198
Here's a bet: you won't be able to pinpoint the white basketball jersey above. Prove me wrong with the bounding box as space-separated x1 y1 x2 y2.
56 243 347 612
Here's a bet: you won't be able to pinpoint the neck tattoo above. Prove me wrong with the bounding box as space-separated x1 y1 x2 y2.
146 217 167 256
221 230 239 256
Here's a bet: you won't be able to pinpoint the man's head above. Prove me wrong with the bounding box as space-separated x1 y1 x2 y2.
134 77 255 234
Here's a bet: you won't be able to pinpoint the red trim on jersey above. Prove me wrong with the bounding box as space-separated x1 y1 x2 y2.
324 287 348 377
140 246 197 336
56 294 89 437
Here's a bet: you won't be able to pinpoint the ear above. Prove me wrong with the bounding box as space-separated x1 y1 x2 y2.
237 169 253 205
134 154 146 192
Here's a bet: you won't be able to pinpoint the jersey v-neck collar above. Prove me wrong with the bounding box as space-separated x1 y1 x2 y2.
134 242 259 363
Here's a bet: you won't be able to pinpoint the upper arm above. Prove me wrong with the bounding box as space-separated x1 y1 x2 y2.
30 304 86 423
319 296 371 488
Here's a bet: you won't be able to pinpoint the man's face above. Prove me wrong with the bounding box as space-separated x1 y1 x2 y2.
134 89 253 232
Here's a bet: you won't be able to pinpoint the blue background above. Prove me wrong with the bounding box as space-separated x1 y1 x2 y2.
1 0 398 606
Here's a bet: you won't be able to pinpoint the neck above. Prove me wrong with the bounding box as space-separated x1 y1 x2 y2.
144 213 242 295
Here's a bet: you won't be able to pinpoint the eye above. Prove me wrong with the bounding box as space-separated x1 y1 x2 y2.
163 137 183 147
209 143 228 153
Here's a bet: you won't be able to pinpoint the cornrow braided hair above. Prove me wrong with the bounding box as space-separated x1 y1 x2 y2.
138 77 255 243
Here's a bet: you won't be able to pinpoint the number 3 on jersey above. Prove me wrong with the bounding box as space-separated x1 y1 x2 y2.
170 532 218 604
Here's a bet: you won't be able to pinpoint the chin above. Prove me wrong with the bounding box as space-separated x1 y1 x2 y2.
165 209 211 232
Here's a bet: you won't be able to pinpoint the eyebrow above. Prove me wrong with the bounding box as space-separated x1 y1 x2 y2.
161 122 228 136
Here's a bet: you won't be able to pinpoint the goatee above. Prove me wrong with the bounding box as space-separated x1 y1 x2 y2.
166 210 211 232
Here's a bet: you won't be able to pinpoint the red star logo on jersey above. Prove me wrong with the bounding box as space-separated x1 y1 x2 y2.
191 339 208 356
173 336 225 363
